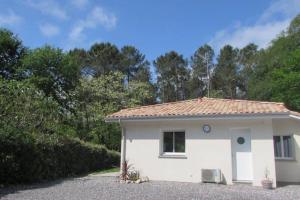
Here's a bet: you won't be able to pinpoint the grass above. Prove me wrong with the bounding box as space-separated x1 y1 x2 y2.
90 167 120 175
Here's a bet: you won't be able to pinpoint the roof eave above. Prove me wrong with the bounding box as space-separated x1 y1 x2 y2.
290 114 300 120
105 112 290 123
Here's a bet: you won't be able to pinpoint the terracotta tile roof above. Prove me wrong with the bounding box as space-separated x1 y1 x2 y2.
290 111 300 117
106 97 299 120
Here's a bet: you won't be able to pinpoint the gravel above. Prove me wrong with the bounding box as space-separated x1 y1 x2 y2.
1 176 300 200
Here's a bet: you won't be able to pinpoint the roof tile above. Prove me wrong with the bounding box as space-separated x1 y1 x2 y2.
106 97 299 120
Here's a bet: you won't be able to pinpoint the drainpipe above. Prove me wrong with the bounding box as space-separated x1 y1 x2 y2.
119 119 126 172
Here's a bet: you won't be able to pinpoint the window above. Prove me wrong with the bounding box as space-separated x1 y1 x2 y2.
273 136 282 157
273 136 293 159
163 131 185 153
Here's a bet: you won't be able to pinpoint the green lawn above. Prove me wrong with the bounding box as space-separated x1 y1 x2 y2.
90 167 120 175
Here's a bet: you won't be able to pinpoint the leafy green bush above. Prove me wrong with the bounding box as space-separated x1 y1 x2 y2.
0 133 120 184
0 78 120 185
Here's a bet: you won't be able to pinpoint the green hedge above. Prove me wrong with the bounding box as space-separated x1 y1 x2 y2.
0 133 120 184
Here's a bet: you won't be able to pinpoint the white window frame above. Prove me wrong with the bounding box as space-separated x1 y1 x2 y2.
159 130 186 158
274 135 294 160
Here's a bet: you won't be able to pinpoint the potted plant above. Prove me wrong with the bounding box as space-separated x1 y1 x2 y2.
261 168 273 189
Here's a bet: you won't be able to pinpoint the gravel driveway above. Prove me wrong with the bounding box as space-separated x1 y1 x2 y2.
1 176 300 200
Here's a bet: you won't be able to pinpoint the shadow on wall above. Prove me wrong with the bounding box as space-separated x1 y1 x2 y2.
222 173 227 185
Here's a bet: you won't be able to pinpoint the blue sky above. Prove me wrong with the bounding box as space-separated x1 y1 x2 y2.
1 0 300 62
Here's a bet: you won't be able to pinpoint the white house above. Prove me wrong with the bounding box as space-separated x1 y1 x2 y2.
105 97 300 187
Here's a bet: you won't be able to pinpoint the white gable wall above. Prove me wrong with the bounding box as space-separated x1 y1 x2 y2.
122 118 276 187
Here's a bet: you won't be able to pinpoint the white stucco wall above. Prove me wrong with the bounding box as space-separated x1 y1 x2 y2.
121 118 277 187
273 118 300 182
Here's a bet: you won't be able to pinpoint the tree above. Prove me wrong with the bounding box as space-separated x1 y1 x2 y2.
68 48 90 76
120 46 148 83
127 80 156 106
190 44 214 97
0 28 26 79
212 45 239 98
134 61 152 82
237 43 259 98
288 14 300 35
0 78 64 136
248 14 300 102
271 49 300 111
73 72 126 150
131 61 156 105
22 45 80 110
87 42 121 76
72 71 157 150
154 51 190 102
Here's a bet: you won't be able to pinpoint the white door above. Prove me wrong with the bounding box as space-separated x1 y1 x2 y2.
231 129 253 181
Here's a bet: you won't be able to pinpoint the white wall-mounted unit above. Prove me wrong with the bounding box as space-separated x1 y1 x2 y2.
201 169 222 183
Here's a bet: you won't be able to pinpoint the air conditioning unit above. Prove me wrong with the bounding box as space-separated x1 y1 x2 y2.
201 169 222 184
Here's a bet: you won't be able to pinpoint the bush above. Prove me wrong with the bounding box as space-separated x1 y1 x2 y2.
0 133 120 184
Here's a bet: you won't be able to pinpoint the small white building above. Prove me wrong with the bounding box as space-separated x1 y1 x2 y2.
106 98 300 187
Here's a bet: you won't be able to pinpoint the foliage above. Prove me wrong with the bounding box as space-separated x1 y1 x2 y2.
0 28 26 79
120 45 148 84
133 61 152 82
127 80 156 106
271 49 300 111
90 167 120 175
190 44 214 97
0 78 67 136
88 42 121 76
21 46 80 110
72 72 155 150
72 72 125 150
0 133 120 184
288 14 300 35
68 48 89 74
120 160 131 181
212 45 239 98
237 43 259 98
247 14 300 111
0 78 120 184
208 89 224 98
154 51 190 102
120 160 140 181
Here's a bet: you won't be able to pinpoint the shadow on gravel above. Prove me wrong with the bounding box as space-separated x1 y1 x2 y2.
0 177 83 199
277 182 300 188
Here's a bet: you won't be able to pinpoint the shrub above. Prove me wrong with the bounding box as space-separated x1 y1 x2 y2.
0 133 120 184
120 160 139 181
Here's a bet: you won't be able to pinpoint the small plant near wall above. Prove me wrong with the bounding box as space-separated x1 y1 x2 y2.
128 170 140 181
261 168 273 189
120 160 148 184
120 160 132 181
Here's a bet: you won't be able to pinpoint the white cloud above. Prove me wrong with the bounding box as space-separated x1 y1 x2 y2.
210 20 290 50
68 6 117 41
26 0 68 20
71 0 89 8
0 10 22 26
259 0 300 22
209 0 300 50
39 23 60 37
